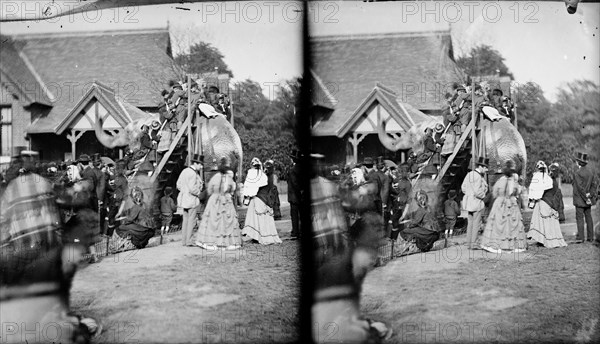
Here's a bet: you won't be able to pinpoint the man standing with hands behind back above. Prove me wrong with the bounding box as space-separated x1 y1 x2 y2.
461 157 489 250
573 151 597 243
177 154 204 247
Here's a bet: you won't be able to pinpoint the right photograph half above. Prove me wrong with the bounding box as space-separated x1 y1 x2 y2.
307 1 600 343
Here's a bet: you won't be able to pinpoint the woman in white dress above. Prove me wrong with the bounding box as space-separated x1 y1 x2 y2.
528 162 567 248
241 157 282 245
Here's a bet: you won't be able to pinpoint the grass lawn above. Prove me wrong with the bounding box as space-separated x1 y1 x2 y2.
70 205 299 344
361 205 600 343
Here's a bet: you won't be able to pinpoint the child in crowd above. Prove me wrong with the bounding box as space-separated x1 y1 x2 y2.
444 190 461 241
160 187 177 235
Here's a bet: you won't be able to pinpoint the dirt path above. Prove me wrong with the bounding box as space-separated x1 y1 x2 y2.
361 205 600 343
71 205 299 344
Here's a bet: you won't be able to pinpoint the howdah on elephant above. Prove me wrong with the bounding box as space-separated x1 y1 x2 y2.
94 113 243 177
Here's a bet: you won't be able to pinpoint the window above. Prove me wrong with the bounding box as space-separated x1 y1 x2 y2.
1 106 12 156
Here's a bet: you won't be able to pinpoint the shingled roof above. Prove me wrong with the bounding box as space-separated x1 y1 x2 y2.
0 35 53 106
311 30 463 136
9 28 178 134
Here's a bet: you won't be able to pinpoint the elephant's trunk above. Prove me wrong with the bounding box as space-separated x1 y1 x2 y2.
377 117 415 152
94 114 130 148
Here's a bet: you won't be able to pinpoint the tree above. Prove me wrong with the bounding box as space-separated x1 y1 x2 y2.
232 78 299 179
174 42 233 77
456 44 514 79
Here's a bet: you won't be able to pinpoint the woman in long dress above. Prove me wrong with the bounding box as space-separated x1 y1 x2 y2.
195 158 242 250
528 162 567 248
480 160 527 253
241 157 282 245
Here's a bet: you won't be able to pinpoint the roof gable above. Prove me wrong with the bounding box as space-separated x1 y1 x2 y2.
29 81 150 134
334 83 429 138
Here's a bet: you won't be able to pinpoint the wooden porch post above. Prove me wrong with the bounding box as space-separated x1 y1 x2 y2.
66 129 85 160
348 132 366 165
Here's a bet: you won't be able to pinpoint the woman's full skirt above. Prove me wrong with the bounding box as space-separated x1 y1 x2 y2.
528 200 567 248
196 193 241 247
480 196 527 250
242 197 282 245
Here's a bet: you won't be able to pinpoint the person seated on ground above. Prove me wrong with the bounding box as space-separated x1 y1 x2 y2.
113 187 156 251
401 190 440 252
1 165 102 344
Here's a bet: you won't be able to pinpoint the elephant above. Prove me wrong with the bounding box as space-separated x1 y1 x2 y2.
94 112 243 177
94 110 244 217
377 112 528 219
377 115 527 182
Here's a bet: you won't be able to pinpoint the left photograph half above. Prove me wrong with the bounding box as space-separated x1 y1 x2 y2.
0 1 303 343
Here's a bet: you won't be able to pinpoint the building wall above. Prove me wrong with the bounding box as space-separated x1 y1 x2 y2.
30 133 71 162
0 83 30 155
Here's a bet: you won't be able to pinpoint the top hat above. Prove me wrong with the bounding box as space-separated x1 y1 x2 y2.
448 189 457 199
434 123 445 133
475 156 489 167
191 154 204 163
78 154 90 163
575 151 588 164
363 157 374 167
151 120 161 130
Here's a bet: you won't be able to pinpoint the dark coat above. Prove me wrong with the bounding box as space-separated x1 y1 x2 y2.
287 163 301 204
573 165 597 208
390 176 411 209
139 132 153 152
365 169 389 204
80 165 99 207
92 167 106 202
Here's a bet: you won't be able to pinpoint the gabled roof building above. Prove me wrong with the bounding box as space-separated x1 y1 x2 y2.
0 28 178 161
310 30 464 165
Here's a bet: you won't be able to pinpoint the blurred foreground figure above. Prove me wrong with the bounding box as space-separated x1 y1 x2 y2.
0 170 100 344
311 166 392 343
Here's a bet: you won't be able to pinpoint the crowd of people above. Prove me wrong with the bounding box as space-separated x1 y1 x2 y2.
0 152 157 263
173 152 295 250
